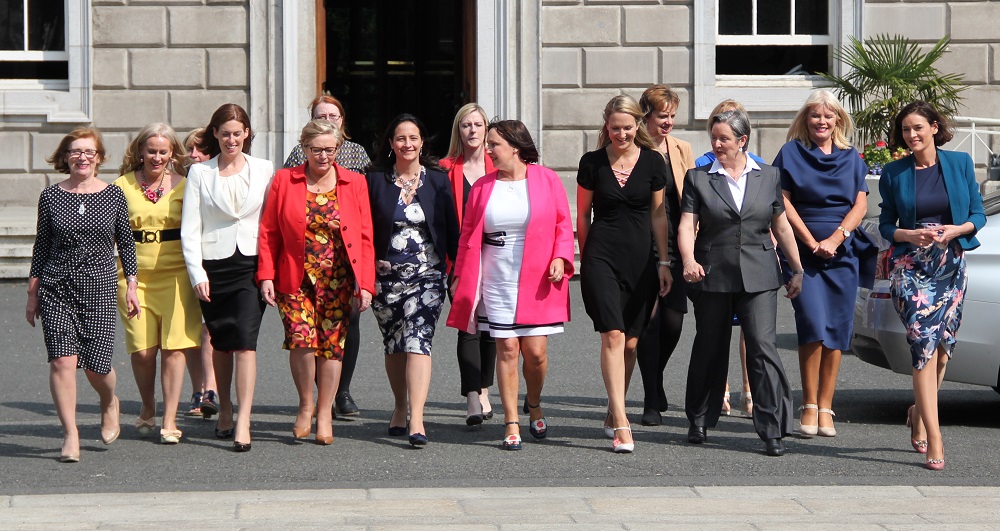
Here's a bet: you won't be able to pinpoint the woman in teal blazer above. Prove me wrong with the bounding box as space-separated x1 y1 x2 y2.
878 101 986 471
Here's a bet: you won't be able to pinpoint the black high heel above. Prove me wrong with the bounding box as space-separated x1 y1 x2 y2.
233 440 251 452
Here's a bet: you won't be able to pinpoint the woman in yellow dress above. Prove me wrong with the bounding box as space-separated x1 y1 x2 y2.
115 123 201 444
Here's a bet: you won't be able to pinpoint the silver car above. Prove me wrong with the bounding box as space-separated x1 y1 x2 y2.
852 190 1000 391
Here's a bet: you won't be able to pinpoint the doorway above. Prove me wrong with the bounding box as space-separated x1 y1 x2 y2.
321 0 475 160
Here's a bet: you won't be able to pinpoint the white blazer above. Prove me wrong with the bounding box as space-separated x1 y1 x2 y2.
181 154 275 287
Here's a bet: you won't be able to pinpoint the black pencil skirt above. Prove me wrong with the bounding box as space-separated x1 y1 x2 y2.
200 250 266 352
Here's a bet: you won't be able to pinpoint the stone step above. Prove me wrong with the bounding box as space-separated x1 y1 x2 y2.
0 243 33 258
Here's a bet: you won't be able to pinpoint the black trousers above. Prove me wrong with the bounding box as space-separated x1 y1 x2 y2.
685 288 793 441
457 330 496 396
636 296 685 411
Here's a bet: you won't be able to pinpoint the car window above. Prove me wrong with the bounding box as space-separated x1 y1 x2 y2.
983 183 1000 216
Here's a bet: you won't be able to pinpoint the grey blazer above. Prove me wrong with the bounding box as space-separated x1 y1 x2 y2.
681 164 784 293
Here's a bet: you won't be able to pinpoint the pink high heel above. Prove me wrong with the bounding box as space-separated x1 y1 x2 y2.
906 405 928 454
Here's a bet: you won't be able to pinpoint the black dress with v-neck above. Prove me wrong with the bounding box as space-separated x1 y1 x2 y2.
577 147 667 335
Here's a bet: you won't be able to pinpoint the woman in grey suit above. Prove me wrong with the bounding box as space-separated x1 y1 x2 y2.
677 110 804 456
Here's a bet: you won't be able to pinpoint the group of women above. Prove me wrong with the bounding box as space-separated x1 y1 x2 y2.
26 87 982 468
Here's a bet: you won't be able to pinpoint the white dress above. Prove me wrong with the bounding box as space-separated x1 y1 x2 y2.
477 179 564 338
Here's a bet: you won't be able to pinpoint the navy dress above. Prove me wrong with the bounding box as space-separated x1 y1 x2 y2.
773 140 876 351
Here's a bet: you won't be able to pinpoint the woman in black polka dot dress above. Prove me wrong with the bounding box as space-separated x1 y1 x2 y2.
26 126 141 463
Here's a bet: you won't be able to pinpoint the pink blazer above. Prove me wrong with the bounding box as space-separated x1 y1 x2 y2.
446 164 575 334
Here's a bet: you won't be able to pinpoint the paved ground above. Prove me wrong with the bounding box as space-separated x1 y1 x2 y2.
2 277 1000 527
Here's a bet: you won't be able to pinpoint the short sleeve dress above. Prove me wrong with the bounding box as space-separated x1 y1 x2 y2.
578 147 667 335
30 184 138 374
113 172 202 354
773 140 876 350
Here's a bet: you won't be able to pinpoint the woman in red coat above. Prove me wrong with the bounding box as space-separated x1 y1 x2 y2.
440 103 499 425
447 120 575 451
258 120 375 445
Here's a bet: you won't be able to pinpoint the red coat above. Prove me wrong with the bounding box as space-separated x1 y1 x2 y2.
257 164 375 296
440 154 496 229
446 164 575 334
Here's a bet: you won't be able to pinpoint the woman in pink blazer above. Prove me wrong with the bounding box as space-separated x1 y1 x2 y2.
447 120 575 451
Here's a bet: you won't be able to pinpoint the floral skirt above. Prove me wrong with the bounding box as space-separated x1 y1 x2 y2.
889 242 967 370
371 261 445 356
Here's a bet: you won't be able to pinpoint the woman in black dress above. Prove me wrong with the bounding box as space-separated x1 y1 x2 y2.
577 95 672 453
27 126 141 462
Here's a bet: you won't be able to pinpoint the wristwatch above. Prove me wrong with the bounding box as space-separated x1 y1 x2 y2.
658 260 672 268
836 226 851 238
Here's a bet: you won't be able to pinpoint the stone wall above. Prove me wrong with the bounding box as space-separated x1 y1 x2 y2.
538 0 1000 187
0 0 250 207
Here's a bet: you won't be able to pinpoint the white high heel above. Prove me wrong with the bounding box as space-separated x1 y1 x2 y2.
612 426 634 453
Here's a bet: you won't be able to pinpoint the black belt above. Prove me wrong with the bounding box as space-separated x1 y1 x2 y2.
133 228 181 243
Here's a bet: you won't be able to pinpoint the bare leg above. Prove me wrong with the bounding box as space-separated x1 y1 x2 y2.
496 337 520 436
316 356 342 441
817 346 842 430
798 341 823 427
740 331 751 394
201 326 218 393
406 353 432 436
521 336 548 423
185 344 204 396
160 349 186 432
385 353 408 427
232 349 256 444
50 356 79 458
623 336 638 395
913 347 946 462
289 348 317 435
601 330 632 445
84 366 118 445
214 351 235 431
130 348 158 421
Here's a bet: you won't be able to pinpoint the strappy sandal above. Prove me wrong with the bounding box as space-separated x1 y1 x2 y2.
817 408 837 437
502 421 522 451
797 403 818 437
721 391 732 416
525 401 547 439
742 391 753 417
612 426 634 453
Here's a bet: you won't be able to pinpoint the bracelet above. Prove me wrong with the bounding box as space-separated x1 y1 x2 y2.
791 270 804 275
126 275 138 284
658 260 672 268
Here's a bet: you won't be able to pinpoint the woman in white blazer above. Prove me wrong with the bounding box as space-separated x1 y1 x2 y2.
181 103 274 452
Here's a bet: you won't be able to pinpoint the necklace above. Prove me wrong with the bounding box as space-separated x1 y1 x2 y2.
77 195 89 215
139 169 165 203
610 146 637 187
392 167 422 191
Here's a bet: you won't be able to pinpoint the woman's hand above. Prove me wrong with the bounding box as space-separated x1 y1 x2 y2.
933 224 966 246
784 272 803 299
449 276 459 298
905 228 940 247
682 261 705 283
25 291 40 327
812 236 840 259
357 289 373 312
125 284 142 319
657 264 673 296
547 259 565 283
260 280 276 307
194 282 211 302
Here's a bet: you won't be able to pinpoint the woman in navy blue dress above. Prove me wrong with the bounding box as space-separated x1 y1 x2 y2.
773 90 875 439
367 114 459 448
880 101 985 470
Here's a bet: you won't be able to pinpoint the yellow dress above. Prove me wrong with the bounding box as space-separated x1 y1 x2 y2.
115 172 202 352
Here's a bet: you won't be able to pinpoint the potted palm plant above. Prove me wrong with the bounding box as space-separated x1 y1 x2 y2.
819 34 966 148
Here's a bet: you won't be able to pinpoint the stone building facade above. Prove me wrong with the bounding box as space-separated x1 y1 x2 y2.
2 0 999 211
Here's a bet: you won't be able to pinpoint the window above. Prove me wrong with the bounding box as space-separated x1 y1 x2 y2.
0 0 91 122
693 0 860 118
0 0 68 87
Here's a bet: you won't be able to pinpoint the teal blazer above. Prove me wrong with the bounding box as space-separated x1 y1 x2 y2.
878 149 986 258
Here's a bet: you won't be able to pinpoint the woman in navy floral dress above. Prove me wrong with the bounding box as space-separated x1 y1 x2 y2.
367 114 459 448
879 101 986 471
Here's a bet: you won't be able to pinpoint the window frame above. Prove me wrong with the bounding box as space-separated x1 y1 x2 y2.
0 0 90 122
694 0 861 119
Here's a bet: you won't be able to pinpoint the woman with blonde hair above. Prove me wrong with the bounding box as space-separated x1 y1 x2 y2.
773 89 875 438
115 123 200 444
441 103 498 424
259 119 375 445
577 95 672 452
